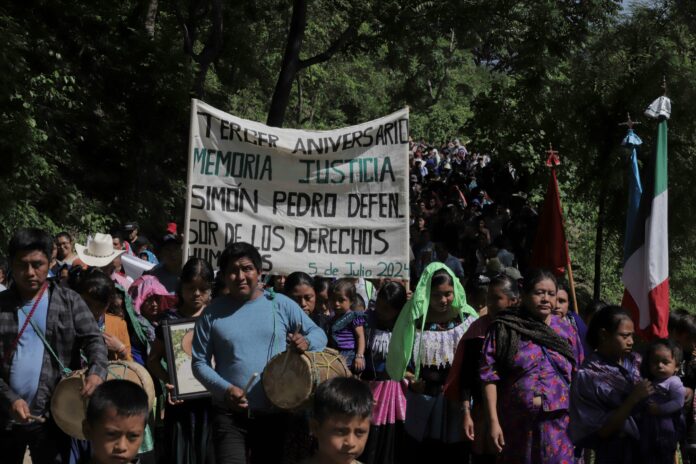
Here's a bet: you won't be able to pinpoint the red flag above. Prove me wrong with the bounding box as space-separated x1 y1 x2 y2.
529 169 568 276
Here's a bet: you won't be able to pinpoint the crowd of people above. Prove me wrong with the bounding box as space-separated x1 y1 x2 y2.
0 137 693 464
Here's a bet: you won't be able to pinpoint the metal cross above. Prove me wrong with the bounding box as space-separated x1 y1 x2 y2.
619 112 641 129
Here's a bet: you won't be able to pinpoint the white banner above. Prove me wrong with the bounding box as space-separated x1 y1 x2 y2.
183 99 410 279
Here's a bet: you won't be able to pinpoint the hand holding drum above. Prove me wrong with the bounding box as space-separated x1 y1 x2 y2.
286 325 308 353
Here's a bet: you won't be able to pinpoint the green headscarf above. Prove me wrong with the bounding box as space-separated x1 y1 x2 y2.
386 262 477 380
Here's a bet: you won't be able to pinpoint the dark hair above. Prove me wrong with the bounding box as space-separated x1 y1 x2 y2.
8 228 54 262
669 308 690 334
430 269 454 288
177 257 214 302
586 305 633 350
217 242 261 274
85 379 148 426
556 280 573 312
0 256 8 277
284 272 314 294
522 269 557 295
580 299 608 324
669 309 696 337
488 274 519 299
376 281 407 313
78 269 115 306
641 338 682 380
313 277 331 296
55 231 73 243
109 229 124 243
330 278 356 304
67 265 85 291
211 271 228 299
312 377 373 423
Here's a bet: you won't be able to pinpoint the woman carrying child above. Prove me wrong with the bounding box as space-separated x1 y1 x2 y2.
569 306 652 463
481 269 583 463
147 257 214 464
386 262 478 460
361 281 408 464
444 274 520 463
328 278 366 374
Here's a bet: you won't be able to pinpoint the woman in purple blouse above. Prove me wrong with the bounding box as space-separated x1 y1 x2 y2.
480 269 584 463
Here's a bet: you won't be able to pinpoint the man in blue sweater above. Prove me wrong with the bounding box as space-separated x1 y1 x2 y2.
192 242 327 463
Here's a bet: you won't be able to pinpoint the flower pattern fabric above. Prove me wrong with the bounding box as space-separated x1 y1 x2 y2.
480 315 583 463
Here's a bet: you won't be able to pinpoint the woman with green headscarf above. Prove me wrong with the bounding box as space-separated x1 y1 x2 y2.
386 262 478 461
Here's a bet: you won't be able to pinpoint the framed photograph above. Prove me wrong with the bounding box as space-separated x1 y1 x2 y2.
162 318 210 401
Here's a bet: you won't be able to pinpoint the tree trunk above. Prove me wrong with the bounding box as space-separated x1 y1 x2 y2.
145 0 158 38
267 0 307 127
594 178 607 300
191 0 223 99
267 0 357 127
296 75 303 126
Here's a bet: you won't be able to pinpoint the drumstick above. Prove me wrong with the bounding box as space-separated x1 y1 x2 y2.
242 372 258 396
281 324 303 371
27 415 46 424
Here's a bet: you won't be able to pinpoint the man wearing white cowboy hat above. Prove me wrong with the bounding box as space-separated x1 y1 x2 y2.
75 233 126 269
76 232 135 294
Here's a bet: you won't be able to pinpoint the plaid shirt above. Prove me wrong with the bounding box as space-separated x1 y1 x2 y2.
0 280 108 424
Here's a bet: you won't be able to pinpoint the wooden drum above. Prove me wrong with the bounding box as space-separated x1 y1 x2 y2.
51 360 156 439
262 348 350 410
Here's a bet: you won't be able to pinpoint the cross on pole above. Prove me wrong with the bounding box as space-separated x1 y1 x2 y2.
545 143 560 167
662 75 667 96
618 112 641 129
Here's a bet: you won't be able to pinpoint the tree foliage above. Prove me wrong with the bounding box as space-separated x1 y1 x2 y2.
1 0 696 309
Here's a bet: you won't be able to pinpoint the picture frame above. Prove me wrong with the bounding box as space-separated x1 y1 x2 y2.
162 318 210 401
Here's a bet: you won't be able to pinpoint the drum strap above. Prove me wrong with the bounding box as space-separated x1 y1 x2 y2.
4 282 48 362
18 301 72 377
267 289 282 361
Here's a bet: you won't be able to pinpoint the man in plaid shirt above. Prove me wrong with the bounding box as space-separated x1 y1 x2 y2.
0 228 108 464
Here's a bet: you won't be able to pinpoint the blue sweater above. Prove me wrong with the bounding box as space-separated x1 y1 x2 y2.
192 291 327 410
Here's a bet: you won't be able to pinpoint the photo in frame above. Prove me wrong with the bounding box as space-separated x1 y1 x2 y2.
162 318 210 400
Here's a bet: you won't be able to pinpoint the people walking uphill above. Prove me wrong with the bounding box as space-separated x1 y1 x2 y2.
481 269 583 464
191 242 327 464
386 262 478 461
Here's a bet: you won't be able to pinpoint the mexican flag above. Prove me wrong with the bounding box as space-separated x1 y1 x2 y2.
621 96 670 339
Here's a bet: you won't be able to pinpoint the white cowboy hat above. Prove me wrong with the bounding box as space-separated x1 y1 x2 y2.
75 233 125 267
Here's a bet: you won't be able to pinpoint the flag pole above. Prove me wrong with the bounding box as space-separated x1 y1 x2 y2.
565 240 580 314
546 144 580 313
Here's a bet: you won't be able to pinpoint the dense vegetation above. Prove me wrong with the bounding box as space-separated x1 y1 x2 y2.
2 0 695 309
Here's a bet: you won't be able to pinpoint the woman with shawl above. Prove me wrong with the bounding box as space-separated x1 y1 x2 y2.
386 262 478 460
480 269 584 463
